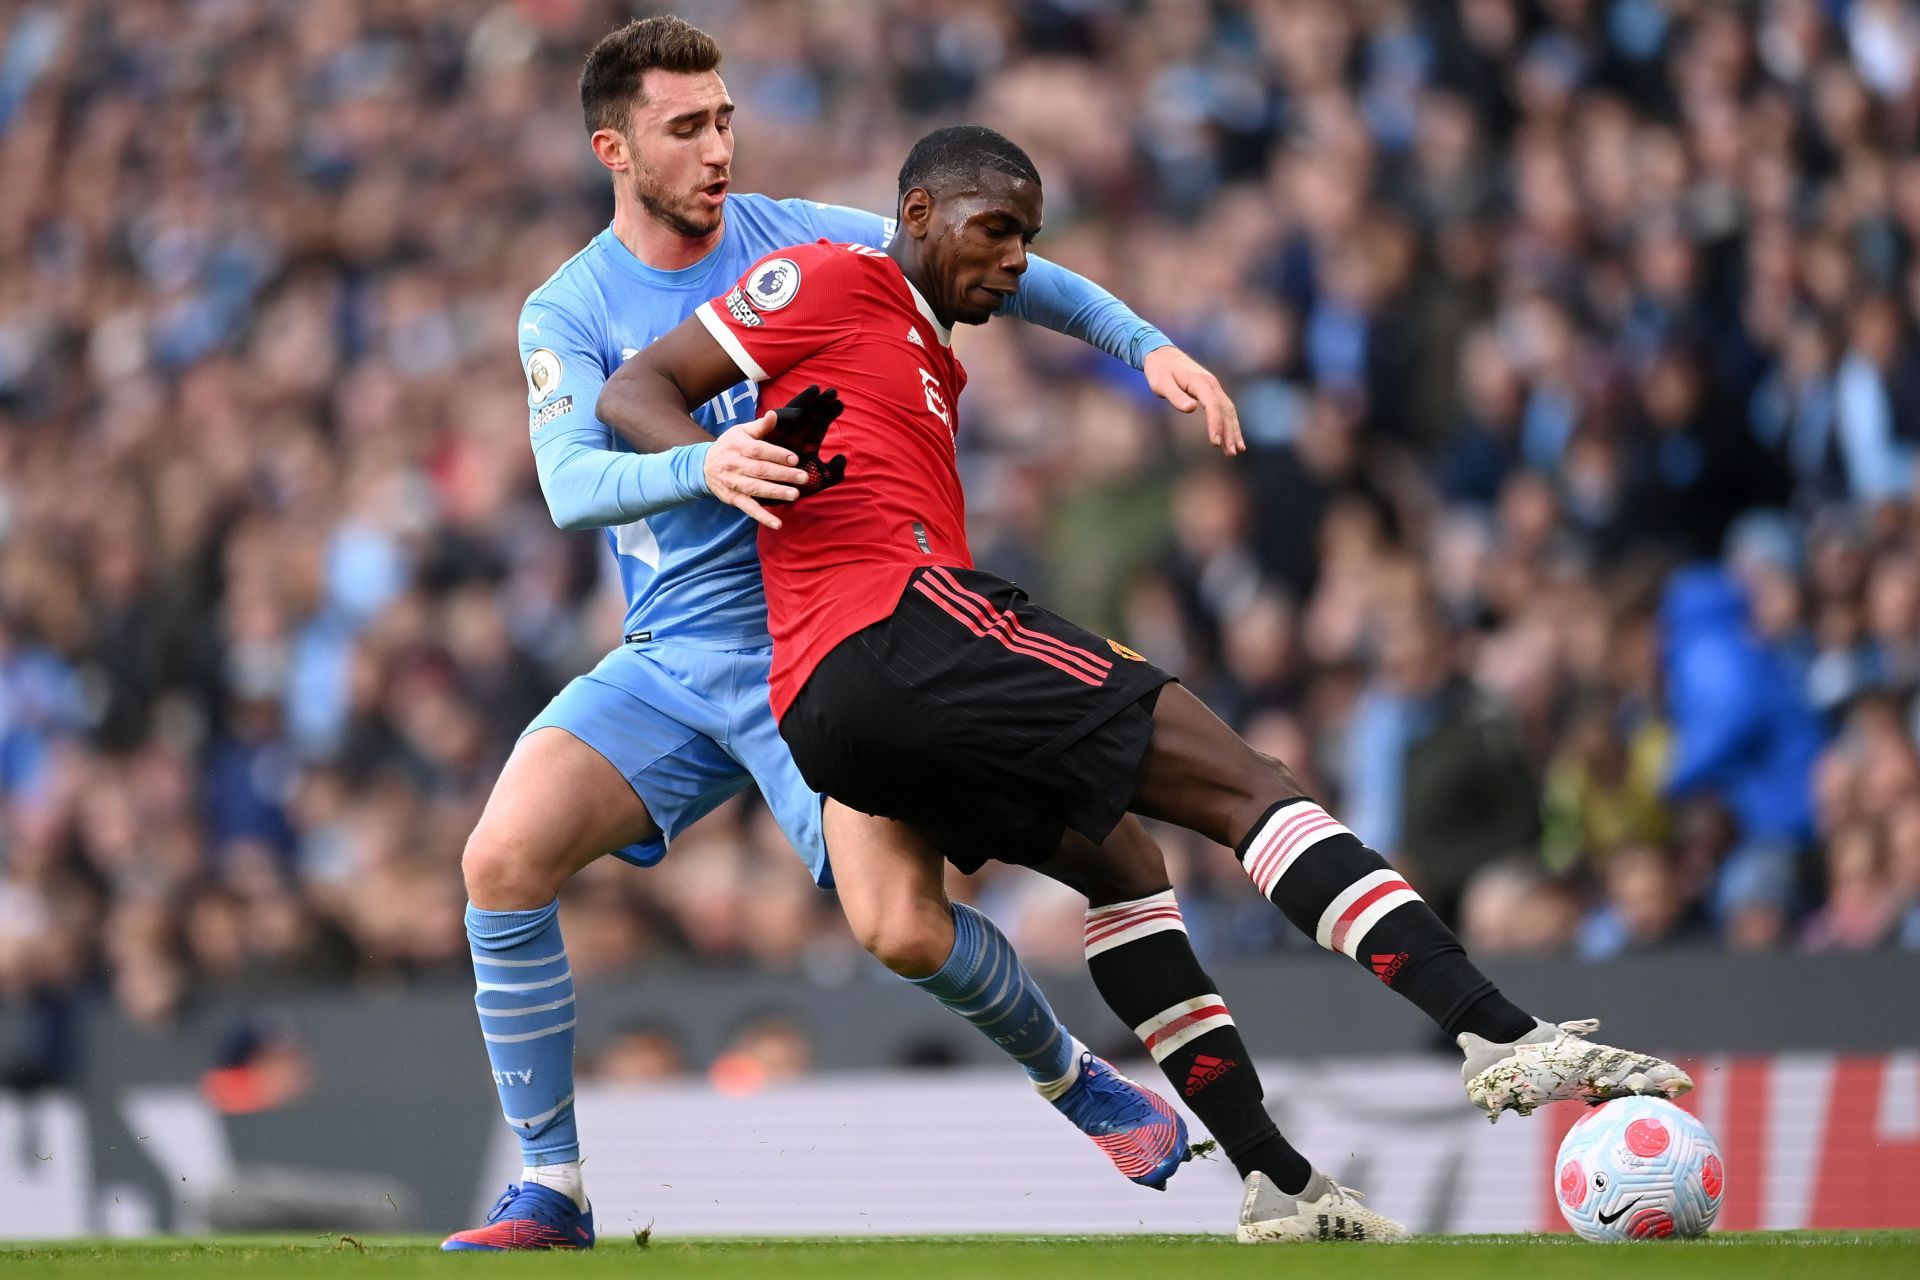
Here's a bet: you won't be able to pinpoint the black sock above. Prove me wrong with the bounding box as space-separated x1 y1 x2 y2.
1237 798 1536 1043
1083 889 1313 1194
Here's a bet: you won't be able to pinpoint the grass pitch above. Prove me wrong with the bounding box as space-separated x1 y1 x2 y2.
2 1233 1916 1279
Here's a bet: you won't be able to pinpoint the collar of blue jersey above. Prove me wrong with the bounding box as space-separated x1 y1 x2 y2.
593 223 729 289
900 275 954 348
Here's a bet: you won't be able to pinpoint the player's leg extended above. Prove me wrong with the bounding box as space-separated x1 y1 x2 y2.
1040 820 1406 1240
1041 821 1308 1187
825 801 1074 1079
447 728 656 1251
729 655 1082 1094
1130 683 1691 1118
824 801 1187 1189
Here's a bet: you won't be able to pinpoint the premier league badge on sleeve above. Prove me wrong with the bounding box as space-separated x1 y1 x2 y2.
744 258 800 311
525 348 563 405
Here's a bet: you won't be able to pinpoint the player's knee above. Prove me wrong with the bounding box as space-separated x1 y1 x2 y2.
1078 821 1173 905
1249 747 1306 798
1197 735 1298 804
855 902 955 980
1079 858 1168 906
462 821 566 910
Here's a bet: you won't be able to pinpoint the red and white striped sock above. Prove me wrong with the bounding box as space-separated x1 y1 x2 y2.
1084 888 1188 958
1235 798 1534 1043
1081 889 1312 1192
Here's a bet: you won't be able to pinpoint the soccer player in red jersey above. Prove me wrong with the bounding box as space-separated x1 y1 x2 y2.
602 125 1692 1242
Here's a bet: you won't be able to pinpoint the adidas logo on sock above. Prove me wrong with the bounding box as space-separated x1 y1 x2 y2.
1184 1053 1238 1096
1369 952 1408 984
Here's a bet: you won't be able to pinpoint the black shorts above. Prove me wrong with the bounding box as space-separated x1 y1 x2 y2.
778 565 1174 872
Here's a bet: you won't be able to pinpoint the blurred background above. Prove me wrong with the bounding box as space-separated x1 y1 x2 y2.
1 0 1918 1240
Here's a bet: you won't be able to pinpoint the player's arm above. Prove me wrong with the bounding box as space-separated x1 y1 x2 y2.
597 315 802 530
601 248 851 529
800 199 1242 454
527 297 805 531
522 299 729 530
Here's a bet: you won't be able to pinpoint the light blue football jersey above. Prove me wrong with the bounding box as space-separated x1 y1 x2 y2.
517 195 881 647
517 193 1168 650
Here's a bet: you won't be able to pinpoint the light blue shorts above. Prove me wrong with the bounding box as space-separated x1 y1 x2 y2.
523 641 829 884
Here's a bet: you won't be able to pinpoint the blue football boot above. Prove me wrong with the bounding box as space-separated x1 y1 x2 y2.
440 1182 595 1251
1051 1051 1191 1189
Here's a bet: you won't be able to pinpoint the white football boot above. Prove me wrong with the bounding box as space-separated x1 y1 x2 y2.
1234 1170 1410 1243
1458 1017 1693 1120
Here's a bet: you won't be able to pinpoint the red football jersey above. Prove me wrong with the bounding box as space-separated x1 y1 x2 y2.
696 240 971 718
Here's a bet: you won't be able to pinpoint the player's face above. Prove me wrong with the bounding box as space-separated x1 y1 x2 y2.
924 171 1043 326
618 70 735 239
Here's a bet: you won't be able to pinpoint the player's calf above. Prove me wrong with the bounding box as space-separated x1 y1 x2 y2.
827 804 1080 1075
1230 795 1534 1043
1049 819 1324 1196
1079 884 1314 1195
465 901 586 1210
460 728 661 1221
1133 686 1537 1046
847 896 960 979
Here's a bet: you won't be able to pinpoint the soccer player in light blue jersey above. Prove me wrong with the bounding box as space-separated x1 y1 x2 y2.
445 18 1261 1250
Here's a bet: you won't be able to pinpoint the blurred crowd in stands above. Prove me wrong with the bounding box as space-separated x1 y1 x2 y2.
3 0 1920 1059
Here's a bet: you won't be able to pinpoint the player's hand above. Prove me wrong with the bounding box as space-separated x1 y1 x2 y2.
1144 346 1243 457
706 413 810 530
767 384 848 499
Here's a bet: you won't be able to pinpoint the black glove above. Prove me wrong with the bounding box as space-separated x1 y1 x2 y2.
768 385 846 499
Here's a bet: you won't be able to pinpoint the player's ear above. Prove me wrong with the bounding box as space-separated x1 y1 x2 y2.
589 128 630 174
899 186 935 238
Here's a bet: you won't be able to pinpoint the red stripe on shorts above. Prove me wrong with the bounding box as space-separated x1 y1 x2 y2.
924 568 1112 680
911 579 1104 687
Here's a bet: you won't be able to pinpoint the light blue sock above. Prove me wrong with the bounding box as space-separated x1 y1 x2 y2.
467 900 580 1167
907 902 1077 1087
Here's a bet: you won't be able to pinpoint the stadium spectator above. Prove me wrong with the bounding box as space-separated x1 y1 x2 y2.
1661 565 1826 914
709 1011 813 1095
1 0 1919 1040
1577 842 1714 960
1801 820 1902 951
1457 858 1581 957
584 1019 689 1084
1343 598 1539 923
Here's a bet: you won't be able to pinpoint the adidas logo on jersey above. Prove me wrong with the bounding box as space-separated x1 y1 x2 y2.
1184 1053 1238 1096
907 326 925 348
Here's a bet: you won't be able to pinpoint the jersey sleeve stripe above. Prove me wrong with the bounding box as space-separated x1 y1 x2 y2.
695 300 768 383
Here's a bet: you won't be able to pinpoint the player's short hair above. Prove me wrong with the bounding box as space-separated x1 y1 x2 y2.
897 125 1041 201
580 15 723 134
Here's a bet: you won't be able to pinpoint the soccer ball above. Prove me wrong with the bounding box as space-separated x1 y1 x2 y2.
1553 1096 1724 1241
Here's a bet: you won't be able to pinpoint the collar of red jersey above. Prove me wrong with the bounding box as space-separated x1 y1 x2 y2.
901 277 954 348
